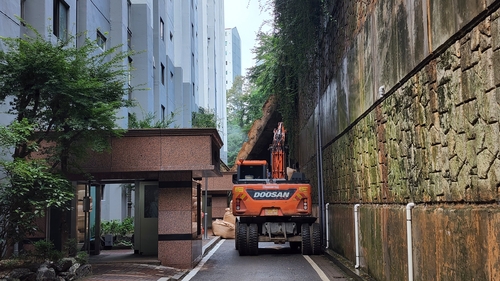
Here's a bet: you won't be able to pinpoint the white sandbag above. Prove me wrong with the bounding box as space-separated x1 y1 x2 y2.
223 208 236 225
212 219 235 239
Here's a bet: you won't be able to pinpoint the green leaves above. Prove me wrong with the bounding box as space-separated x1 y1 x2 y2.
246 0 324 155
192 107 218 128
0 23 133 257
0 25 132 164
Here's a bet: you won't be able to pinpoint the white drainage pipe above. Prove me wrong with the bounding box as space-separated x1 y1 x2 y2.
354 204 361 268
406 203 416 281
325 203 330 249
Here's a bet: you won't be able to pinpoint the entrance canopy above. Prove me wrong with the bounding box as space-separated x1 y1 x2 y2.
68 128 223 181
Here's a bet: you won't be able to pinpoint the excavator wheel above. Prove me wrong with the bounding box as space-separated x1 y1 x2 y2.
248 223 259 256
237 223 248 256
235 221 239 250
312 223 322 255
301 223 312 255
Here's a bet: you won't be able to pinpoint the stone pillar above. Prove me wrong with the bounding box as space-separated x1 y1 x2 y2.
157 172 202 268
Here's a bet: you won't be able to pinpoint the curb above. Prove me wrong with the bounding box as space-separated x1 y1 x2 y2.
202 236 222 256
166 236 222 281
323 248 376 281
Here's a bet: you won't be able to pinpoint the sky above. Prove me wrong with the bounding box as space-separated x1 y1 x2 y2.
224 0 273 76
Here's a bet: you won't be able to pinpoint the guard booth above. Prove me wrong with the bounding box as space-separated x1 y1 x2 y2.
66 128 222 268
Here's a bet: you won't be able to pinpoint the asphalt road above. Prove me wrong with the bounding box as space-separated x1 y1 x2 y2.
183 239 353 281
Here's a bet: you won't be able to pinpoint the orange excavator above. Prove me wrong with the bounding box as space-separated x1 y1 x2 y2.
232 122 320 256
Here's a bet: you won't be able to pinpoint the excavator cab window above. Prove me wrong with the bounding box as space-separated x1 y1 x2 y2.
239 164 267 181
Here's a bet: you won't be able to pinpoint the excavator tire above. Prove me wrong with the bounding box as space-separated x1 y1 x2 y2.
248 223 259 256
312 223 322 255
301 223 312 255
235 221 239 250
237 223 248 256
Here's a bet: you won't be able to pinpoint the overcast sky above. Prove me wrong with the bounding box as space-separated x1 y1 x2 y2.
224 0 272 76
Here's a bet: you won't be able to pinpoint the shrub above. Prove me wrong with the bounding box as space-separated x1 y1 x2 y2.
32 240 63 262
75 251 88 265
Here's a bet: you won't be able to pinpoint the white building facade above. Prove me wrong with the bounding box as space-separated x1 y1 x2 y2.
197 0 227 162
224 27 242 91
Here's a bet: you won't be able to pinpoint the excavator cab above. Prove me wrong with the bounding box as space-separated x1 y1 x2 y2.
232 160 268 183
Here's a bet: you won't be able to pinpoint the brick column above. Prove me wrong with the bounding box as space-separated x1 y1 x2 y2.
157 172 202 268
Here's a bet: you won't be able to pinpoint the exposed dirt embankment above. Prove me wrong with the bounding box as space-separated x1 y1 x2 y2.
231 95 279 171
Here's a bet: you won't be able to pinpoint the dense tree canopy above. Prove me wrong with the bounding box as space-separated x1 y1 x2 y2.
0 27 132 173
0 25 133 256
246 0 325 155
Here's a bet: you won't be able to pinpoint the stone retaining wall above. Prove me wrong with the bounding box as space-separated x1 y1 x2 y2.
299 0 500 280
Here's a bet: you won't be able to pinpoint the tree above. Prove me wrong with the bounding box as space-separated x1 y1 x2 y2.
192 107 217 128
248 1 324 155
0 26 133 175
0 24 133 256
0 120 73 257
226 75 272 166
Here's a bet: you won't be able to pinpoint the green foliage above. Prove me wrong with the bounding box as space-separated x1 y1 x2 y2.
0 22 133 258
226 75 271 167
100 218 134 237
101 220 120 236
128 111 176 129
0 23 133 173
227 122 246 167
32 240 63 262
192 107 217 128
249 0 325 155
0 120 74 258
119 217 134 236
75 251 89 265
63 238 78 257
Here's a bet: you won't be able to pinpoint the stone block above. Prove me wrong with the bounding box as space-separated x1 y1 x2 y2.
429 145 442 173
463 100 479 127
460 38 474 70
471 26 481 51
493 49 500 86
477 148 496 179
483 121 500 156
491 15 500 51
450 105 465 134
483 90 500 124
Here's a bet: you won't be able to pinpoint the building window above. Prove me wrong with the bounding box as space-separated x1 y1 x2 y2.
128 57 133 87
20 0 26 24
191 24 194 38
53 0 69 41
96 30 106 50
127 0 131 28
161 63 165 85
161 105 166 122
160 18 164 41
170 32 173 41
170 71 173 79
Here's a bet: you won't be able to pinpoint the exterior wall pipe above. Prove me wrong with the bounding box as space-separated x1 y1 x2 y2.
406 203 416 281
325 203 330 249
354 204 361 268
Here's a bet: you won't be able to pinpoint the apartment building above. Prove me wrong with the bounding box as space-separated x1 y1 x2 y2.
224 27 242 91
